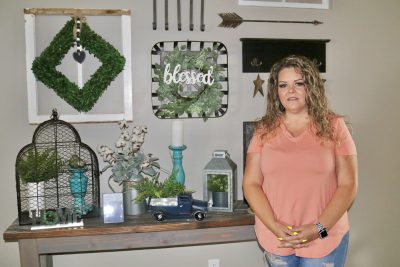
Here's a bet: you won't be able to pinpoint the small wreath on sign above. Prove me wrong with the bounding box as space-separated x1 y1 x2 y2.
153 45 224 120
31 18 125 112
43 210 60 225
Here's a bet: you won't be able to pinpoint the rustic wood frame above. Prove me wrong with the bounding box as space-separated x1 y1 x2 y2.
24 8 133 124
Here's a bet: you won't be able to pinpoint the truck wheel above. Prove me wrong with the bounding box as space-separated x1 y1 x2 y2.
154 211 166 221
194 211 205 221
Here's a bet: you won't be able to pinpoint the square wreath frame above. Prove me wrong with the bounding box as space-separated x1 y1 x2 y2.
24 8 133 124
151 41 229 120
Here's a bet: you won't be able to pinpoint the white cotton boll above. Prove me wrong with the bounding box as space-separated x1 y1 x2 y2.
115 138 126 148
120 130 130 141
118 120 128 130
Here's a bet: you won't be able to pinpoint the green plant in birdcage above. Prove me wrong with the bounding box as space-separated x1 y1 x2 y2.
207 174 228 192
16 148 61 184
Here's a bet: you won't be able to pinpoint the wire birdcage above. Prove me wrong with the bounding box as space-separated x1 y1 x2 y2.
15 110 100 225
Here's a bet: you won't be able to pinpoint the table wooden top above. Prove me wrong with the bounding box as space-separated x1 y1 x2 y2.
3 210 255 242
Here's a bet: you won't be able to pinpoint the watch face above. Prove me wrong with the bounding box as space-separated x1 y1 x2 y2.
320 229 328 239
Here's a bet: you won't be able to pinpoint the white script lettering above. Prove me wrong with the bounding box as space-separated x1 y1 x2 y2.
163 64 214 86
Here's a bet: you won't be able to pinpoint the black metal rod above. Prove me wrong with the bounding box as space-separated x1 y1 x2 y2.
189 0 193 31
244 19 322 25
165 0 169 30
153 0 157 30
200 0 205 31
177 0 181 31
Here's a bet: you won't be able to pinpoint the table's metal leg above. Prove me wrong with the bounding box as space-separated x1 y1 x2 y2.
19 239 53 267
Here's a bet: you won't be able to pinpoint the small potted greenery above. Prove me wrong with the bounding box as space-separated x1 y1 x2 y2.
16 147 61 214
207 174 228 207
16 148 60 184
134 171 191 204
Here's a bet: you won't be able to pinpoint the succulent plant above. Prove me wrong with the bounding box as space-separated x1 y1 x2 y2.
68 154 87 169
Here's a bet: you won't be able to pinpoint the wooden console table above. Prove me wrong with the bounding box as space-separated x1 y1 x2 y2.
3 211 255 267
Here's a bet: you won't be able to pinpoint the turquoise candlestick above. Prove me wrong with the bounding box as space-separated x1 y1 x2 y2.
69 168 92 216
169 145 187 185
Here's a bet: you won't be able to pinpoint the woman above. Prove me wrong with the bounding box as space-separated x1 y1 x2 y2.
243 55 358 267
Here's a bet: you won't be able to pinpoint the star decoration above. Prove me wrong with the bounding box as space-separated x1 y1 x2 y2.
253 74 264 97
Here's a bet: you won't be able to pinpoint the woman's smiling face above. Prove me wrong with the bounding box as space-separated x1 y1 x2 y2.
277 67 308 114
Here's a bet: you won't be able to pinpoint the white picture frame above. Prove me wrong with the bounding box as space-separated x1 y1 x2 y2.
24 9 133 124
238 0 329 9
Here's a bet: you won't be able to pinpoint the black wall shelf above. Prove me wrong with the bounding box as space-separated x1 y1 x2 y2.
240 38 330 73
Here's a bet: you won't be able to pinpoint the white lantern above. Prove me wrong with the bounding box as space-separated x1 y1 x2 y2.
203 150 237 212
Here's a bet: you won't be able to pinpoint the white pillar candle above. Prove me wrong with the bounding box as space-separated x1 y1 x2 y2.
171 119 184 147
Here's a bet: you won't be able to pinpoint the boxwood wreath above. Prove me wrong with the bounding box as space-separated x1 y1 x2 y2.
31 18 125 112
153 45 225 120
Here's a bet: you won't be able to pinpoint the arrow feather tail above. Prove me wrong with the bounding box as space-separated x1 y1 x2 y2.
218 12 243 28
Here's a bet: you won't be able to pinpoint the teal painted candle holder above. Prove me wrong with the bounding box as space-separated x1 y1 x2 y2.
168 145 187 185
69 168 93 215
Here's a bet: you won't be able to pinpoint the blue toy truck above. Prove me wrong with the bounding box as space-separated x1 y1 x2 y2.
149 193 208 221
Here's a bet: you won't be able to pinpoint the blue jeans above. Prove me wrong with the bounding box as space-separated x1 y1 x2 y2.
263 232 349 267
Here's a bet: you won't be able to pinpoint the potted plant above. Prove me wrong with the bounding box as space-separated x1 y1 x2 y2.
134 171 207 221
16 147 61 215
133 171 190 204
97 120 160 215
207 174 229 207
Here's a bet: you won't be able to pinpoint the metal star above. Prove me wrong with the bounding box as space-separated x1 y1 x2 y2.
253 74 264 97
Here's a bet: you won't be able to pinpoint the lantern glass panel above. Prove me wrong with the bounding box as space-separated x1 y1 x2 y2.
202 150 237 212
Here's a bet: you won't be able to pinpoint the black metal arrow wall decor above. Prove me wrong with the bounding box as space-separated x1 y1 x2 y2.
218 12 322 28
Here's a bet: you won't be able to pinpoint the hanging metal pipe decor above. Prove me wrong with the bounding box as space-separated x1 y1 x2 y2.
200 0 205 31
177 0 182 31
153 0 206 31
153 0 157 30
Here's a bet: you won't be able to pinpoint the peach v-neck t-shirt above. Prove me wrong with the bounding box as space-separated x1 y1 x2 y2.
247 117 357 258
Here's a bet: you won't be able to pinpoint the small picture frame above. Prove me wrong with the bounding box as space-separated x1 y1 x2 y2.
103 193 124 223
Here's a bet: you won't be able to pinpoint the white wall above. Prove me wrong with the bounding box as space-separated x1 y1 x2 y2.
1 0 399 266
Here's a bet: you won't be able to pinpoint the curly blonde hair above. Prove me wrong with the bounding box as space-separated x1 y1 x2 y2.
256 55 337 141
